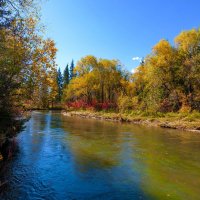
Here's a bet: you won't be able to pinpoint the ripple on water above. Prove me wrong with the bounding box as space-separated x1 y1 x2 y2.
1 111 200 200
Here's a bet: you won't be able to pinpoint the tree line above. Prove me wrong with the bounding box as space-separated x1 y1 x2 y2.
0 0 199 140
56 60 75 102
62 28 200 113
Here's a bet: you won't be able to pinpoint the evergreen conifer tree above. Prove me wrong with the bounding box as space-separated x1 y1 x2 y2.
63 64 69 86
56 67 63 101
70 59 75 80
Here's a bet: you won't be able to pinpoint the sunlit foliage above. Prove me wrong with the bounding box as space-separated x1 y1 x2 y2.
0 0 58 138
63 55 130 110
64 29 200 113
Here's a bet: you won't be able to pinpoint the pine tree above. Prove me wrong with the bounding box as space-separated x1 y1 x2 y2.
70 59 75 80
63 64 69 86
56 68 63 101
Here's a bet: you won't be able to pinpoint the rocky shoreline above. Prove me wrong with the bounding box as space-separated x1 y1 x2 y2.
62 111 200 133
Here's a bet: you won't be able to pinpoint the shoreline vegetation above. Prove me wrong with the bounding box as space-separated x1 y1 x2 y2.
0 1 200 160
0 0 58 161
59 29 200 134
62 110 200 133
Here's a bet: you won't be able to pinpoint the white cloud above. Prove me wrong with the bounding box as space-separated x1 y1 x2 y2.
131 68 135 74
132 56 142 61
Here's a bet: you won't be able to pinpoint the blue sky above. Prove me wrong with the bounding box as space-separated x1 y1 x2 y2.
41 0 200 72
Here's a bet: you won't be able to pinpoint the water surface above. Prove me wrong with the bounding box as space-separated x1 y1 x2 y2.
1 111 200 200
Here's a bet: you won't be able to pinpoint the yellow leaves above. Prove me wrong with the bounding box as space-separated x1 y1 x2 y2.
81 55 98 67
64 76 87 100
27 17 38 28
149 39 177 74
153 40 171 54
64 55 127 103
40 57 48 63
75 55 97 76
175 28 200 53
132 64 147 84
152 40 175 64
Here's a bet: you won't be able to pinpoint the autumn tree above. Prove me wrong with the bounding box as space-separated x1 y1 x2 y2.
63 28 200 113
63 55 127 110
0 0 58 138
0 1 39 136
0 0 38 29
175 28 200 111
131 28 200 113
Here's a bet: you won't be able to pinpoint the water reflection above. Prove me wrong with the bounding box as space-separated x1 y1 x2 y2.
131 128 200 200
0 111 200 200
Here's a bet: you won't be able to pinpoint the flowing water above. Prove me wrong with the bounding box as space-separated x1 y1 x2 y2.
0 111 200 200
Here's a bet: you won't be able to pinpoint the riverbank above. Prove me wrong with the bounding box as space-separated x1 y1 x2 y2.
0 111 31 161
62 110 200 132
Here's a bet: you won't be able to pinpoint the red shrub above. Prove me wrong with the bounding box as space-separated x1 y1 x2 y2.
66 100 117 111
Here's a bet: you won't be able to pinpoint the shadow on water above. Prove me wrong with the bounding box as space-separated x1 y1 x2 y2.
0 111 200 199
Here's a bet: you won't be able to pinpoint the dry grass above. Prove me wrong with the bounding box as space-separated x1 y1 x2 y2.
63 109 200 132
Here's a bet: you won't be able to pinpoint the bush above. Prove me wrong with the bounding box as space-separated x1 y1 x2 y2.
65 100 117 111
94 102 117 111
117 95 134 112
179 105 191 113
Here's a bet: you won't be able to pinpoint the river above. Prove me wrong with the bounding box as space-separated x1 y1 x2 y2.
0 111 200 200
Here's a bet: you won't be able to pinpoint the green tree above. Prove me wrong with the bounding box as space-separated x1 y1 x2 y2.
70 59 75 80
56 68 63 102
63 64 69 86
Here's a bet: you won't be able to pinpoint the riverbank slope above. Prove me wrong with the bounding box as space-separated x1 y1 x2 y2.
62 110 200 132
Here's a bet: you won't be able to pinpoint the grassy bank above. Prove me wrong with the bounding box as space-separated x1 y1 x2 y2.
62 110 200 132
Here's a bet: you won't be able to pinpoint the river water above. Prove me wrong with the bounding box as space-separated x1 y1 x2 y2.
0 111 200 200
